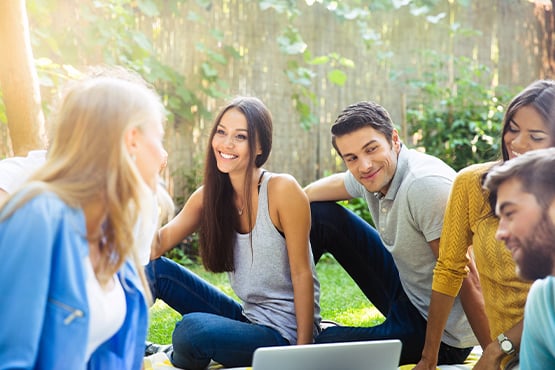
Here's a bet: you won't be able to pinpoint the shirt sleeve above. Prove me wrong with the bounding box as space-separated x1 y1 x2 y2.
344 170 365 198
406 174 452 243
0 195 60 367
432 168 476 297
0 151 47 193
520 278 555 370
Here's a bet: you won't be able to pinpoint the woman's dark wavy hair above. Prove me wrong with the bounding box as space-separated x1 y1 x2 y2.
199 96 272 272
485 79 555 212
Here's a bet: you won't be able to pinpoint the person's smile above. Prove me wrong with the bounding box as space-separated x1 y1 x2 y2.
218 151 238 160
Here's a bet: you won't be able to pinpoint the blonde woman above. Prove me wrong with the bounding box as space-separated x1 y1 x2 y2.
0 73 167 369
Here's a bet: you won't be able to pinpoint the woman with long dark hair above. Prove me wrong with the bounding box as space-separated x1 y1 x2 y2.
416 80 555 370
147 96 321 369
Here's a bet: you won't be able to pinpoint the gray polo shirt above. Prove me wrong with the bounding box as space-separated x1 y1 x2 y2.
344 145 476 348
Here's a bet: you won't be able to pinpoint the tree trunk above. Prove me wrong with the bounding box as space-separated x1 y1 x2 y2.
0 0 46 156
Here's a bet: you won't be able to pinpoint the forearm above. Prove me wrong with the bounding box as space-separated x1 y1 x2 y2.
475 321 522 370
503 320 523 351
459 258 491 349
420 290 457 365
303 173 350 202
292 271 315 344
151 191 202 259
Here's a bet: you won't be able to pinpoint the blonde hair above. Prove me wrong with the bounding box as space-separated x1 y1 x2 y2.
2 74 164 296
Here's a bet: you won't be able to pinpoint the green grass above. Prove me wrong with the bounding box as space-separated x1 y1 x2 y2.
146 254 385 344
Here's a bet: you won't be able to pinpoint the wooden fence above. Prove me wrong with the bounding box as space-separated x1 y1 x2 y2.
1 0 553 201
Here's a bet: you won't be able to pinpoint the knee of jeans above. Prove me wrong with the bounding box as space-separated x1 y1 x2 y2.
171 318 211 370
173 313 212 350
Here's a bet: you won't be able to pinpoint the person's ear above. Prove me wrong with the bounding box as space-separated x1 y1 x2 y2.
125 127 140 160
391 129 401 151
549 199 555 228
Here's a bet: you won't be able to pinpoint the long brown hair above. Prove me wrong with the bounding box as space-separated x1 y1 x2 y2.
199 97 272 272
485 79 555 211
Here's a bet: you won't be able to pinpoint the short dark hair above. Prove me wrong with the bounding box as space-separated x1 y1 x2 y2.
331 101 394 156
484 147 555 211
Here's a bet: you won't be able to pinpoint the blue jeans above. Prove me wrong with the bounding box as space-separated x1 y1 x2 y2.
310 202 472 365
145 257 289 369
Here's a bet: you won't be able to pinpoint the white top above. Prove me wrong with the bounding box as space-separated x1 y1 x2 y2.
0 150 47 193
135 190 159 265
0 149 158 265
84 256 126 360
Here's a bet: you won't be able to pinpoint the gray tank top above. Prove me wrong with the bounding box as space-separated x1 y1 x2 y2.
228 173 321 344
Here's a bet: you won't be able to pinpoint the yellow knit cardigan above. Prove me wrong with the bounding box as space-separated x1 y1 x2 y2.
432 162 531 339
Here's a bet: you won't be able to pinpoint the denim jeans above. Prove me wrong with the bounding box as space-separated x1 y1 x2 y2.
145 257 289 369
310 201 472 365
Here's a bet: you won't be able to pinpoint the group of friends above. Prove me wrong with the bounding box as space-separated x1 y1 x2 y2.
0 66 554 370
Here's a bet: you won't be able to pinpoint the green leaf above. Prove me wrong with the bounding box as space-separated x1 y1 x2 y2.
306 55 330 65
277 26 307 55
137 0 159 17
131 31 153 52
339 57 355 68
277 35 307 55
210 29 224 40
224 45 241 59
187 11 202 21
328 69 347 86
201 62 218 78
207 50 227 64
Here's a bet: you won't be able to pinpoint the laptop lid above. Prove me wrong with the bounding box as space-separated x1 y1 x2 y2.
252 339 402 370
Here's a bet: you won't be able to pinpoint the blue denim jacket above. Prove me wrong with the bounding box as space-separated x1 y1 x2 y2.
0 192 148 370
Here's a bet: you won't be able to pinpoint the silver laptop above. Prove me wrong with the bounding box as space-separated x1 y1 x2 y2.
252 339 402 370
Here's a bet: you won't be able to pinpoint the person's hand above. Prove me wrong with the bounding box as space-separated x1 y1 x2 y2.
149 230 164 260
472 342 503 370
411 357 438 370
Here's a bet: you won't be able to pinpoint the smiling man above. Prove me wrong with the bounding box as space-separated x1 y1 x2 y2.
304 101 480 366
484 147 555 370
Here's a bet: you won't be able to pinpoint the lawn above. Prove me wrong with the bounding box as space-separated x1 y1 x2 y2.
147 254 385 344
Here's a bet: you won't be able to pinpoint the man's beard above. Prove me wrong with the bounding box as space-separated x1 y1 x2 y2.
518 212 555 281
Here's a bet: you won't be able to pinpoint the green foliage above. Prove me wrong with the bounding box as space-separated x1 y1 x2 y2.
14 0 519 213
339 198 374 227
163 165 203 262
163 234 200 266
25 0 366 132
24 0 484 139
405 52 519 171
27 0 238 126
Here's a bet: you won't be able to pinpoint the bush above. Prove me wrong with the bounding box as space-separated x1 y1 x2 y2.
406 53 520 171
339 198 374 227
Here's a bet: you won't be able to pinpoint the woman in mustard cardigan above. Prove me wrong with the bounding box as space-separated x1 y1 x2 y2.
415 79 555 370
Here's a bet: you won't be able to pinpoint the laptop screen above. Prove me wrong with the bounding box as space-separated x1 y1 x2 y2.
252 339 402 370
